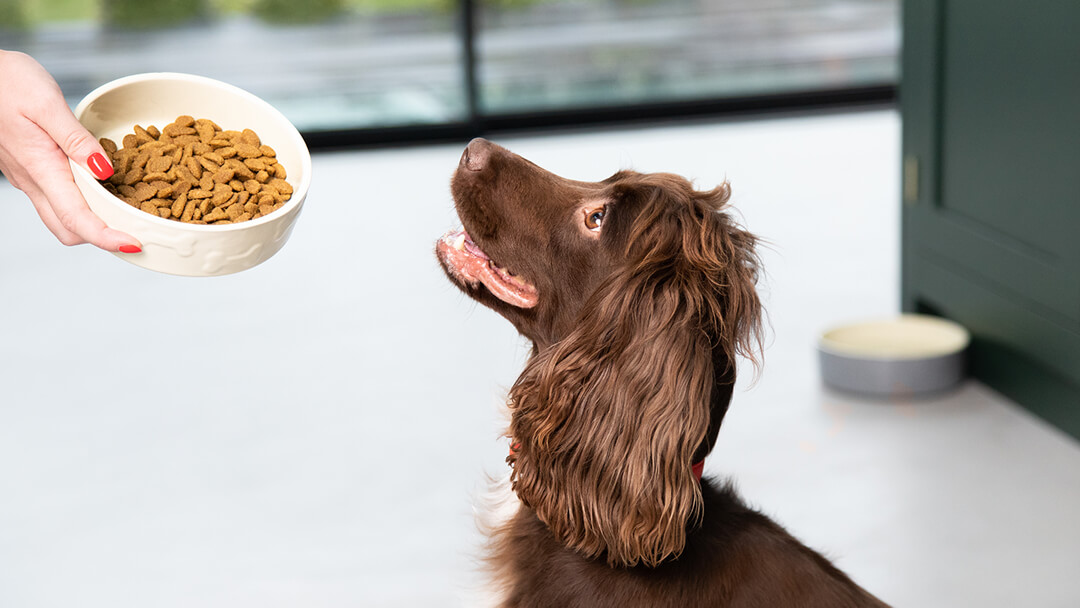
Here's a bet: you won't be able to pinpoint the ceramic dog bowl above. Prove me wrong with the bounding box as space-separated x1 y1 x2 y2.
70 72 311 277
818 314 970 397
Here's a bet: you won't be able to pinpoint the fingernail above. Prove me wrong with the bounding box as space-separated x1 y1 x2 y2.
118 244 142 254
88 152 114 181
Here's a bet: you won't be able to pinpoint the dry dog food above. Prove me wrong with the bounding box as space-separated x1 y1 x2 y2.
98 115 292 224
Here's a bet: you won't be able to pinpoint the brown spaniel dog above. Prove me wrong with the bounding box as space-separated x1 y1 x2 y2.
437 138 888 607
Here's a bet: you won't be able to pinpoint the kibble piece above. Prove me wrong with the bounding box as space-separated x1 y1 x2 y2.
212 186 233 207
224 202 244 220
170 194 187 218
173 179 193 197
231 162 254 180
185 157 203 179
240 128 261 147
180 197 197 222
133 182 157 202
163 123 195 138
133 125 154 145
204 207 228 222
195 122 215 144
113 153 133 178
198 157 220 173
235 143 261 159
122 168 144 186
268 178 293 196
145 156 170 174
213 168 235 184
152 181 174 198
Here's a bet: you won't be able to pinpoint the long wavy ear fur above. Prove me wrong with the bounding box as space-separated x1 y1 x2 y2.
507 176 762 568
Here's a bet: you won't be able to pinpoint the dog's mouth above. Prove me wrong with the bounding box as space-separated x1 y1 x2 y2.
437 229 539 309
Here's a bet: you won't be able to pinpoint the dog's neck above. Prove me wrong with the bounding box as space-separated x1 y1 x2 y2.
510 441 705 482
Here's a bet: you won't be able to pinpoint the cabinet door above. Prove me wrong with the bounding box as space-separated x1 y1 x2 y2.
902 1 1080 411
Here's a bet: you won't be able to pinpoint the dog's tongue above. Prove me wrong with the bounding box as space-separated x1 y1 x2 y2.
439 230 539 308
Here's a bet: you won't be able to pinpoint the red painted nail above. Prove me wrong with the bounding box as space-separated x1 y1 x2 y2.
88 152 114 181
118 244 142 254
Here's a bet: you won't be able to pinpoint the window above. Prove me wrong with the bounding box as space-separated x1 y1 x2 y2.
477 0 897 114
0 0 897 144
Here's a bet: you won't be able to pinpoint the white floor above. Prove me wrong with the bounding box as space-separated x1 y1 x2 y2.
1 110 1078 608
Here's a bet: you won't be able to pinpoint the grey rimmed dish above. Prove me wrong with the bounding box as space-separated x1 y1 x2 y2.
818 314 970 398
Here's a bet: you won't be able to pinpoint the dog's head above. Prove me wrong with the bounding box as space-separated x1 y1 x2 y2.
437 138 762 567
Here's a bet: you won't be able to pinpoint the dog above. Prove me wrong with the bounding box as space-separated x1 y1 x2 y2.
436 138 888 607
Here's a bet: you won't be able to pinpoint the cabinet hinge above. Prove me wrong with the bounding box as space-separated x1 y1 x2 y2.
903 156 919 204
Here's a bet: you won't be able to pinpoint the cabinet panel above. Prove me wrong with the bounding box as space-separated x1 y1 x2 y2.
939 1 1080 263
903 0 1080 325
902 0 1080 428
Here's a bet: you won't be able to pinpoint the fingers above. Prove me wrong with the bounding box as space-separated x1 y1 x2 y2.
24 185 85 247
0 51 139 252
14 94 138 251
34 95 114 182
10 145 140 251
32 160 140 251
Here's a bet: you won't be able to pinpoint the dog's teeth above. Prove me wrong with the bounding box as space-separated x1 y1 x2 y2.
453 234 466 251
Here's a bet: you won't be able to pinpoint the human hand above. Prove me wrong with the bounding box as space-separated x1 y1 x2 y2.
0 50 141 253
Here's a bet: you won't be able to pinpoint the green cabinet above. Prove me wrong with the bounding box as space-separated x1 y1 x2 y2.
901 0 1080 436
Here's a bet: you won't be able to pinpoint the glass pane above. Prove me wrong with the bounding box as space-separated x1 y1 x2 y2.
476 0 898 114
0 0 467 132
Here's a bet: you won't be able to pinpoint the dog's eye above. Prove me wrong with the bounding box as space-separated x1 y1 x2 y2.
585 207 605 231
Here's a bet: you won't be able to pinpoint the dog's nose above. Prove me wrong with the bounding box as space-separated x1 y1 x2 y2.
461 138 491 172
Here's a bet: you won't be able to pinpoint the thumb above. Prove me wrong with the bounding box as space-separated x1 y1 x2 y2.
36 101 114 182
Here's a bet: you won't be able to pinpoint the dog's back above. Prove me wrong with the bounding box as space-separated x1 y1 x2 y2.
489 480 888 608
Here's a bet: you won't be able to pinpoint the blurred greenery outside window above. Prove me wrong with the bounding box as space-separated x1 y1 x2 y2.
0 0 897 135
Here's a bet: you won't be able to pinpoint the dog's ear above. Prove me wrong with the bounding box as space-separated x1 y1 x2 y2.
507 177 761 568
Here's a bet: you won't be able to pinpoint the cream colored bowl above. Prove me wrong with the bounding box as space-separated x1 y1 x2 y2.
818 314 970 397
70 72 311 277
